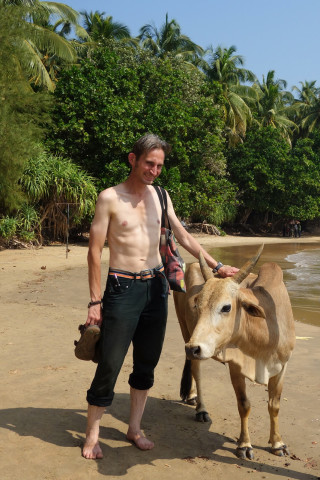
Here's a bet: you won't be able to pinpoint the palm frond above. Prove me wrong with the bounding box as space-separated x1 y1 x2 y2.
41 2 79 24
21 38 55 90
30 24 76 61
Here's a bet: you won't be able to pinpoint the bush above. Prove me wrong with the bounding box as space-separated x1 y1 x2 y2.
19 147 97 241
0 216 18 239
48 43 236 224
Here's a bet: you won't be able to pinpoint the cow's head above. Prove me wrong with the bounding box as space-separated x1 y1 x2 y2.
185 245 265 360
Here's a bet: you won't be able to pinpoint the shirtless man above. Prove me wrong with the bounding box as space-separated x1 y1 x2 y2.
82 134 238 459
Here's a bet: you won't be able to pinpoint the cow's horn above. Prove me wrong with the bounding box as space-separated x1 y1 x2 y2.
232 244 264 284
199 251 214 282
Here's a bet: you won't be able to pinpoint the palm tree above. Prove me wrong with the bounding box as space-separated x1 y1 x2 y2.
204 45 257 145
138 13 204 65
204 45 255 84
30 12 88 86
1 0 87 91
0 5 52 213
292 81 320 135
293 80 319 104
253 70 297 142
81 10 131 43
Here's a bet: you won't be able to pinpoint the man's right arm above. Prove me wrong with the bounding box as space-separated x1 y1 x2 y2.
86 191 111 327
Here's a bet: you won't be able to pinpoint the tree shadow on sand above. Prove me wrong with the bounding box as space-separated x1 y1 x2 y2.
0 394 317 480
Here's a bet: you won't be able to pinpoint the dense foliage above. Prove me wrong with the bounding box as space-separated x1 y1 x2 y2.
21 147 97 240
228 127 320 223
0 5 51 213
49 44 236 223
1 147 97 243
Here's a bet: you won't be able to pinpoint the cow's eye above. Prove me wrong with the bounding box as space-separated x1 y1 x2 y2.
221 304 231 313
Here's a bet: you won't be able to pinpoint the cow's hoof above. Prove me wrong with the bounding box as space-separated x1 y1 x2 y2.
195 411 211 422
236 446 254 460
187 396 197 406
271 444 289 456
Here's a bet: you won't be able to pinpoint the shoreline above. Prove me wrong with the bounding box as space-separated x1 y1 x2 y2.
189 232 320 247
1 232 320 260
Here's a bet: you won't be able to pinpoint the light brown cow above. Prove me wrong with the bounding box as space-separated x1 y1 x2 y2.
173 245 295 459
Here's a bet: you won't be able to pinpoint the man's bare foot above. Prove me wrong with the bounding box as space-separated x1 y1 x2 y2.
126 430 154 450
82 439 103 459
83 404 105 459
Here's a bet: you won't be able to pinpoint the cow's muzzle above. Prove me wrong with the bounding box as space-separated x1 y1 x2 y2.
185 345 202 360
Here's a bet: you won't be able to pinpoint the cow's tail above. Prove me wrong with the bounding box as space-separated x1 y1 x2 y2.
180 357 192 401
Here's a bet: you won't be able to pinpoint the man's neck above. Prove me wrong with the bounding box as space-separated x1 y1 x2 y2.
123 176 150 196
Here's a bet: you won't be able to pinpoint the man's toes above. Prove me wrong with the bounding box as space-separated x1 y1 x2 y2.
82 443 103 459
126 434 154 450
136 437 154 450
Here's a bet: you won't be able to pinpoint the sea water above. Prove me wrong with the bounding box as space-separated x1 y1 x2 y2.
285 248 320 326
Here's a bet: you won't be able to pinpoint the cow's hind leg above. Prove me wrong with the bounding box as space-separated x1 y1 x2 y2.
268 367 289 456
229 362 253 460
180 358 211 422
177 302 199 407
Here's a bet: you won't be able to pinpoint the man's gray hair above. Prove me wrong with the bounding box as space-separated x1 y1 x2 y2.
132 133 171 159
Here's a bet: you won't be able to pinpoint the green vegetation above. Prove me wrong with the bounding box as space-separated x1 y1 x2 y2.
20 147 97 240
138 13 204 64
81 10 131 44
1 6 320 244
1 0 87 91
203 45 256 145
0 4 51 213
49 43 234 222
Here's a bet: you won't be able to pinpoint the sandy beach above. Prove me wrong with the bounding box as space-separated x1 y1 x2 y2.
0 235 319 480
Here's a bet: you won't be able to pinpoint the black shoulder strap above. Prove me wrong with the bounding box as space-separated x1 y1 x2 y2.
153 185 171 229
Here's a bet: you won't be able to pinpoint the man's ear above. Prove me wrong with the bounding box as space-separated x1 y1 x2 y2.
128 152 136 166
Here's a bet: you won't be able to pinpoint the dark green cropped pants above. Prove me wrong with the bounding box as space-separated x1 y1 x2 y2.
86 267 168 407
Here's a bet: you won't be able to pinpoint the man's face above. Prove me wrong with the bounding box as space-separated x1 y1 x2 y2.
129 148 165 185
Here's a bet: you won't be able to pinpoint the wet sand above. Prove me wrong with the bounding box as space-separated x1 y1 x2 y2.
0 235 319 480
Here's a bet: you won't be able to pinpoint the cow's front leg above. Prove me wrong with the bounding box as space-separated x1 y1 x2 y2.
180 358 197 404
267 368 289 456
180 358 198 405
229 363 253 460
191 359 211 422
187 374 198 406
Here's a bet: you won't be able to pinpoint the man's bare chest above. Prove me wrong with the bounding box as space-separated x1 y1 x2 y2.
111 196 162 232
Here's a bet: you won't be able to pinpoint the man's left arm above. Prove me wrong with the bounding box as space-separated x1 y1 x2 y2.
166 192 239 278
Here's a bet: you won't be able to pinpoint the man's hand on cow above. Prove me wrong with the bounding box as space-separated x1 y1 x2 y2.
217 265 239 278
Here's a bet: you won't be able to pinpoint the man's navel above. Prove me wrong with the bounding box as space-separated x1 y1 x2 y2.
157 219 160 224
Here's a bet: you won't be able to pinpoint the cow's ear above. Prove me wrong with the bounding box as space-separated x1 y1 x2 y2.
193 295 198 308
238 291 266 318
242 302 266 318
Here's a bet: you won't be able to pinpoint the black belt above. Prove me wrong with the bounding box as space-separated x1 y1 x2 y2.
109 264 164 281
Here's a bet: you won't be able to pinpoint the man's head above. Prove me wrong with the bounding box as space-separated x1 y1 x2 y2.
131 133 171 161
128 134 171 185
